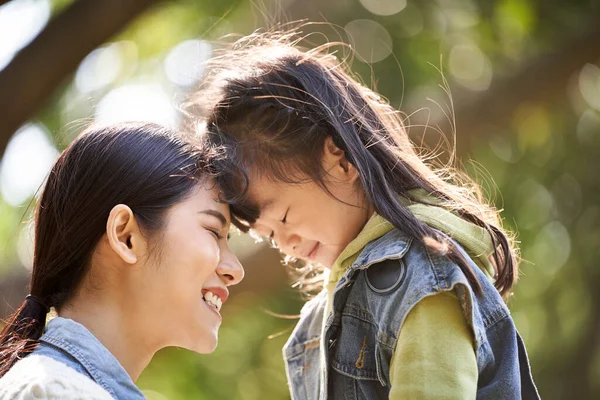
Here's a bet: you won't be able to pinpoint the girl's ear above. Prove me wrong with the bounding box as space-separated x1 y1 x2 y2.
106 204 145 264
323 136 359 182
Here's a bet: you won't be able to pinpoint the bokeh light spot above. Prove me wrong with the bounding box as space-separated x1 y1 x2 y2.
95 84 177 128
576 109 600 144
579 63 600 110
0 123 59 206
164 39 212 87
345 19 393 64
75 42 137 93
516 179 554 230
514 104 551 150
0 0 50 71
448 42 492 91
397 3 423 37
359 0 406 16
17 222 34 271
532 221 571 276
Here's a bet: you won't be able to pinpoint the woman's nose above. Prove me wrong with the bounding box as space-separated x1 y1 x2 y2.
217 246 244 286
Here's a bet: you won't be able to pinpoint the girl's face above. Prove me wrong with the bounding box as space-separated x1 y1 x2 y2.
247 139 373 268
139 182 244 353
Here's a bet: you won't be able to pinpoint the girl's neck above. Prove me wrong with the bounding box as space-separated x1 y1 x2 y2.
59 294 156 381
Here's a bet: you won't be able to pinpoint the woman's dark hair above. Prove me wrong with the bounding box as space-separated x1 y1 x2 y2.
184 28 519 298
0 122 211 376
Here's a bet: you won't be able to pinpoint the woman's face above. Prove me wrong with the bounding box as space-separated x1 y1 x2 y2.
141 181 244 353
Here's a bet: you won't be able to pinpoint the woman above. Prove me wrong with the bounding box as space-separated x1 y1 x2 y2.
0 122 244 399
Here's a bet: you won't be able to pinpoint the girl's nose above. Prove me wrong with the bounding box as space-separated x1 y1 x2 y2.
277 230 301 256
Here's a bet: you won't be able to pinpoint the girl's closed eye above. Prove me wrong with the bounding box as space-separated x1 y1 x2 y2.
265 209 289 243
281 209 289 224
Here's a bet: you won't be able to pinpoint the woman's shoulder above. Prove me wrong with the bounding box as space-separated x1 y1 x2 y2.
0 354 113 400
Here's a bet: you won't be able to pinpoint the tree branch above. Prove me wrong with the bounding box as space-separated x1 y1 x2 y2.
0 0 163 156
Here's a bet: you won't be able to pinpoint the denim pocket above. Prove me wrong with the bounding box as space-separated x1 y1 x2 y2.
328 309 389 399
330 307 381 382
284 337 321 400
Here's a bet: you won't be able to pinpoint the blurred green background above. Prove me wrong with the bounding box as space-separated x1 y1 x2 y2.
1 0 599 398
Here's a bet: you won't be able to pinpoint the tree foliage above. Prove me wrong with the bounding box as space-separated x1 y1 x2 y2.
1 0 599 398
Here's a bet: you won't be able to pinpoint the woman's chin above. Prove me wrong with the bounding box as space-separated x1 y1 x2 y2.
171 322 219 354
181 333 218 354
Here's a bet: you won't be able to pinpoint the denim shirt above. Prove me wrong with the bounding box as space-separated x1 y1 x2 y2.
31 317 146 400
283 229 540 400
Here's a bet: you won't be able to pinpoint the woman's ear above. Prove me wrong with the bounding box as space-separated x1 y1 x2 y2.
323 136 359 182
106 204 144 264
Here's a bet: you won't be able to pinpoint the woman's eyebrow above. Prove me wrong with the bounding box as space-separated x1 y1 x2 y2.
198 209 228 227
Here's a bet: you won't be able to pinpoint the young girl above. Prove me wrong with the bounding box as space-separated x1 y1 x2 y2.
186 31 540 399
0 122 243 399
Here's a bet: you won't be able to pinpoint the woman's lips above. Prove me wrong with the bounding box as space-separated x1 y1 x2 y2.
202 298 222 321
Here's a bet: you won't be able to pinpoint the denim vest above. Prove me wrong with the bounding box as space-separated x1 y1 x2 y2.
31 317 146 400
283 229 540 400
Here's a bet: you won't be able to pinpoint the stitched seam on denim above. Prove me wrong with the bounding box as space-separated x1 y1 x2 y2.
341 305 377 325
375 336 395 351
483 306 510 329
35 341 98 382
282 345 300 400
424 239 487 349
354 237 414 272
404 284 435 309
374 342 388 387
40 336 115 398
424 244 448 290
331 360 380 380
285 337 320 359
483 306 508 327
446 281 483 350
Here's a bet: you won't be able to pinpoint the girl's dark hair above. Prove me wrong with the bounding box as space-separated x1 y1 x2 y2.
0 122 211 376
185 28 519 298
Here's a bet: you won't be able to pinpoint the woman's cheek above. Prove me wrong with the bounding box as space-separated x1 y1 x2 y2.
202 234 221 269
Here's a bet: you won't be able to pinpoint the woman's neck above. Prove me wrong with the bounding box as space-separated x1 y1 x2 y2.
59 294 156 381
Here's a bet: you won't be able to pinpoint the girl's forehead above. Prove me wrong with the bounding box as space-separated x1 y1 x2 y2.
247 174 283 201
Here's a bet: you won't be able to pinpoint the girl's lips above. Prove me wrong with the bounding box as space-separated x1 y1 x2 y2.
307 242 320 260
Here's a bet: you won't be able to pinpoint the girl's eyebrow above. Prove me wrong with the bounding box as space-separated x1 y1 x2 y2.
257 198 276 214
198 209 228 227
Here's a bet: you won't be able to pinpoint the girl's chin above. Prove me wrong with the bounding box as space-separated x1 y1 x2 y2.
319 252 341 269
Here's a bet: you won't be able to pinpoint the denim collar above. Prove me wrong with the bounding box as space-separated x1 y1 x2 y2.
39 317 145 400
350 228 412 271
331 229 412 293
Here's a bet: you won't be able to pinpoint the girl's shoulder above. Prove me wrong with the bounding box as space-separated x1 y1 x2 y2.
0 354 113 400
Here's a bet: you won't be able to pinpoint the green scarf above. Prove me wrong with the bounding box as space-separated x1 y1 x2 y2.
325 189 496 311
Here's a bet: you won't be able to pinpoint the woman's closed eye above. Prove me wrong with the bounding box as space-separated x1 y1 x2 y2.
207 227 229 241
